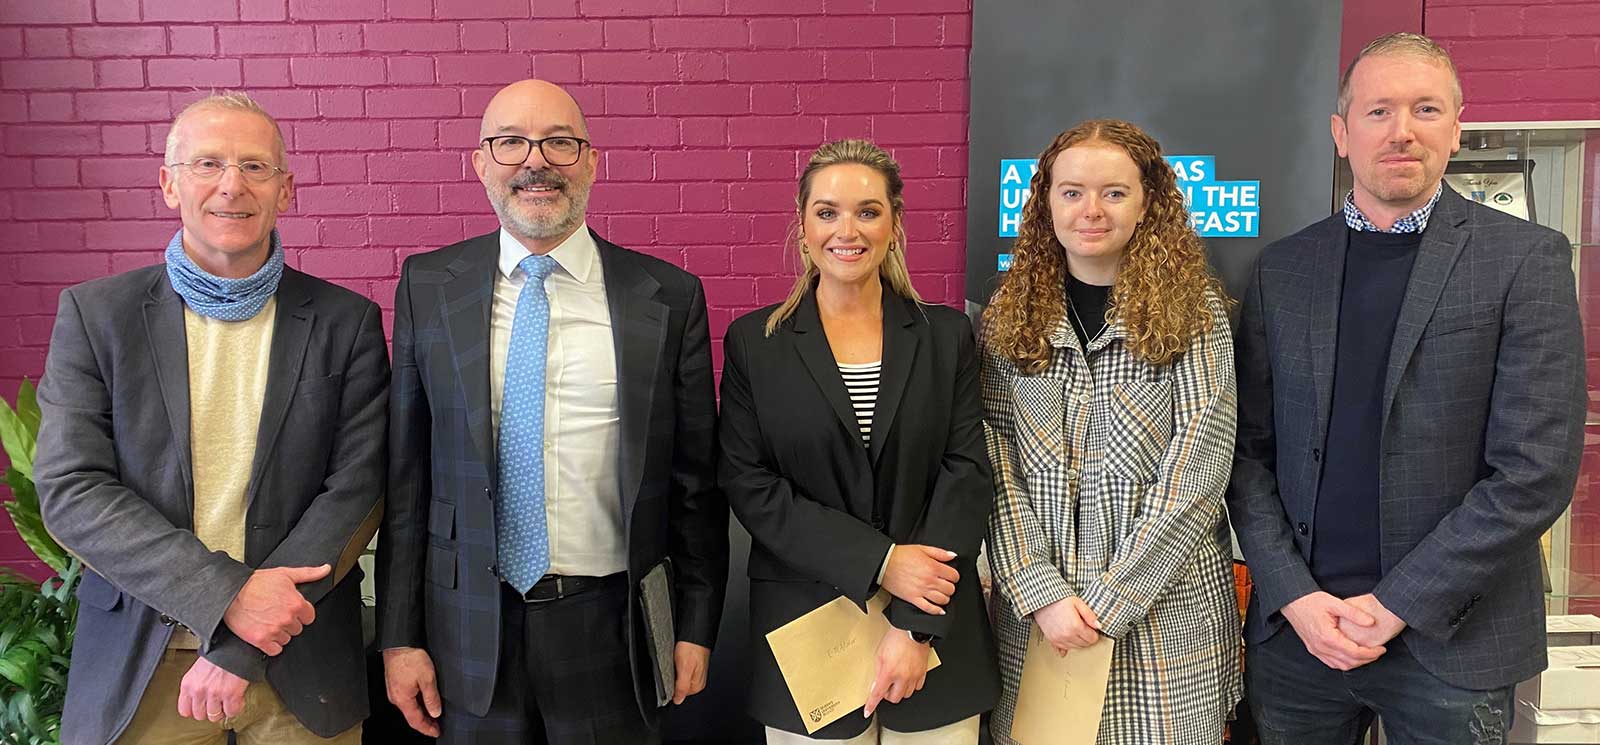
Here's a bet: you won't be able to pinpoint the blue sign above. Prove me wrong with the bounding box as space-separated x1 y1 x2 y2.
996 155 1259 240
1164 155 1259 237
997 159 1036 238
998 253 1013 272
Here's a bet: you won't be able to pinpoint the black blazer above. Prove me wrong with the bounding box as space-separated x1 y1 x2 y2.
719 286 1000 738
375 230 727 721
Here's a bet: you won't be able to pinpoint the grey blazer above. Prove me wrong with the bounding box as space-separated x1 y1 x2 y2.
1227 186 1585 690
35 264 388 744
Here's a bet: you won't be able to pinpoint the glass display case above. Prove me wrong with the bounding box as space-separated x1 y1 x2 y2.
1453 124 1600 616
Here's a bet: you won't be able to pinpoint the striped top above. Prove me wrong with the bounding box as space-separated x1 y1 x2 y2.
838 360 881 445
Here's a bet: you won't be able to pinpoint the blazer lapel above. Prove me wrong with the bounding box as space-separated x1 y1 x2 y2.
1382 188 1470 424
790 289 867 451
441 236 502 491
1308 219 1347 442
143 273 195 521
869 291 919 467
598 233 666 530
244 269 313 513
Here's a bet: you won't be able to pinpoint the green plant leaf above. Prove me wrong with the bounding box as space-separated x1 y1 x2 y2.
3 470 34 516
0 504 67 577
15 380 38 443
0 654 35 690
0 394 31 482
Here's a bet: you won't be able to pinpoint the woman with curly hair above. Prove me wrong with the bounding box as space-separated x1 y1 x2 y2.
980 119 1241 744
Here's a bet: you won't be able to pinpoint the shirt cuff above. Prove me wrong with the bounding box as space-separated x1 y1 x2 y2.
876 545 895 586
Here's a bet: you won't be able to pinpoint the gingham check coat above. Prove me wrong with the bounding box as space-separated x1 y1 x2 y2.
981 296 1242 745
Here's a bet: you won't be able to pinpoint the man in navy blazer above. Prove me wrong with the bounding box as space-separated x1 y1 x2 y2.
375 79 726 745
1228 33 1585 744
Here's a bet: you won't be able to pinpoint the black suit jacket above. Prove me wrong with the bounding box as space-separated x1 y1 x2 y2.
1228 186 1585 689
375 229 727 721
37 265 388 744
718 287 1000 738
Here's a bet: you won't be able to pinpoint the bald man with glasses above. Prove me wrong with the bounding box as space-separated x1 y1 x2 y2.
375 78 727 745
36 92 387 744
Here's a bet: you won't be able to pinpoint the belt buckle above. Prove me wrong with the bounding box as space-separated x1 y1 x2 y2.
523 576 562 604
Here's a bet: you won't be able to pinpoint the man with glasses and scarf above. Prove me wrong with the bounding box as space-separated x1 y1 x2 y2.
375 79 727 745
36 92 387 744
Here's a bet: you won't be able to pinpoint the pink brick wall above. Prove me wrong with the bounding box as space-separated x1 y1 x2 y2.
1434 1 1600 122
0 0 975 578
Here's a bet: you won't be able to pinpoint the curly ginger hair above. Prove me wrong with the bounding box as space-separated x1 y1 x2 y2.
984 119 1229 373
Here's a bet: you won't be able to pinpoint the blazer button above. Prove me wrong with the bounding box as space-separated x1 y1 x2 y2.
1312 449 1321 462
158 614 178 627
1296 522 1309 536
488 564 498 575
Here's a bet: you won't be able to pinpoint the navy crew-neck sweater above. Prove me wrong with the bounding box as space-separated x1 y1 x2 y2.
1310 228 1422 598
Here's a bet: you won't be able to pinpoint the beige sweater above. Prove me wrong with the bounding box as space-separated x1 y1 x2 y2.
171 299 276 649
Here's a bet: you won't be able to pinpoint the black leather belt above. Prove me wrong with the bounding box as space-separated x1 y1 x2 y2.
511 573 624 603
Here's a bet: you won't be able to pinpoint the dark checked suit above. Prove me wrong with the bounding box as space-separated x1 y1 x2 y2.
375 229 726 742
1228 185 1585 695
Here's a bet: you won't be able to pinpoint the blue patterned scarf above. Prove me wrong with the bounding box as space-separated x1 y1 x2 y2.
164 229 285 321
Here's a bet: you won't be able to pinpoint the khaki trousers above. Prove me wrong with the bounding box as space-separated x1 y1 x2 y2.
765 715 981 745
115 649 361 745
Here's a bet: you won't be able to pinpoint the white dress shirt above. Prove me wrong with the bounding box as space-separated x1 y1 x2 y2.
490 225 626 577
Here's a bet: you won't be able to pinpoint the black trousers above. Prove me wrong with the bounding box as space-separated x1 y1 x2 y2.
439 577 660 745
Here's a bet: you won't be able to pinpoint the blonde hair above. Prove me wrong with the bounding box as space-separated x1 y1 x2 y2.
165 90 287 166
983 119 1228 373
764 139 924 335
1338 32 1462 116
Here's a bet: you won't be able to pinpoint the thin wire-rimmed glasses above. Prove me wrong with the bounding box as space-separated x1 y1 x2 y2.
481 135 590 167
166 158 287 182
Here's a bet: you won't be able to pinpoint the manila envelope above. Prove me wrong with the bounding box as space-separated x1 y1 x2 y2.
1010 624 1114 745
765 591 941 734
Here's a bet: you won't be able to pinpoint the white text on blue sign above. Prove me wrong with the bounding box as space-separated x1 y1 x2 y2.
996 155 1259 239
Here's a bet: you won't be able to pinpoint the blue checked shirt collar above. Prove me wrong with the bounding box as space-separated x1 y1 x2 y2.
1342 184 1442 234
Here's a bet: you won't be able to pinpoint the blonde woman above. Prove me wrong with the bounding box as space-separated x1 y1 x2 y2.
719 139 1000 744
981 120 1240 744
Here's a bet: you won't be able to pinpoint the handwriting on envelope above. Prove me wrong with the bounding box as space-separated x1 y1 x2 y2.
766 591 941 734
1011 623 1115 745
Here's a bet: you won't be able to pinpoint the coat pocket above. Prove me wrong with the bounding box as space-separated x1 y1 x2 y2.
76 570 123 611
428 501 455 541
1104 379 1173 483
426 545 457 589
1010 375 1065 474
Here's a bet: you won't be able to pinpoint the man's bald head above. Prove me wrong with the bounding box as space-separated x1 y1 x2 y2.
478 79 590 141
471 79 599 252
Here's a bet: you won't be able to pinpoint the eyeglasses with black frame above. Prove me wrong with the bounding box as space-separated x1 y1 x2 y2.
480 135 590 167
166 158 287 183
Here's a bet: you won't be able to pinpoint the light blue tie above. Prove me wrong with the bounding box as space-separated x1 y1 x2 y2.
497 253 561 595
